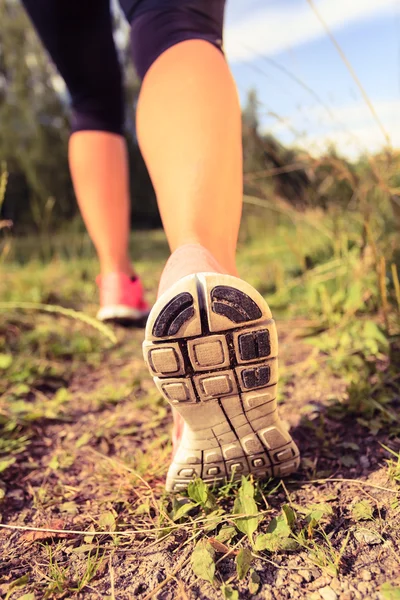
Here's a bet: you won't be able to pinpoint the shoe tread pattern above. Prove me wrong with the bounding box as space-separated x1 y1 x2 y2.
143 273 299 492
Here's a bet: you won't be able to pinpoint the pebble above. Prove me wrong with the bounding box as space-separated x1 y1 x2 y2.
354 530 382 545
309 576 332 591
357 582 370 595
291 574 304 585
330 578 341 592
287 558 300 568
360 569 372 582
309 593 321 600
319 586 338 600
339 593 353 600
360 456 370 469
311 568 323 579
275 572 286 587
299 569 313 582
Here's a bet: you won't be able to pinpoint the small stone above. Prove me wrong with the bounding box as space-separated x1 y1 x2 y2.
354 530 382 545
330 578 341 592
311 568 322 579
299 570 313 582
342 581 350 590
291 574 304 585
357 582 370 595
319 586 338 600
339 593 353 600
287 558 300 568
360 456 370 469
309 593 321 600
275 572 286 587
309 577 331 591
360 569 372 582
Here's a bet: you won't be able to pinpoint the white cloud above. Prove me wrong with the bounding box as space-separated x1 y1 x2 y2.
265 99 400 158
225 0 399 62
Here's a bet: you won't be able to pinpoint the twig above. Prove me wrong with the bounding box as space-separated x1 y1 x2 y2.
109 555 116 600
0 301 117 343
0 509 270 538
391 263 400 311
290 478 399 494
252 553 308 571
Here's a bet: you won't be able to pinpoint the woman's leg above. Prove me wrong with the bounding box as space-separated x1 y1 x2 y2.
125 2 300 490
22 0 133 279
137 38 242 294
125 4 242 292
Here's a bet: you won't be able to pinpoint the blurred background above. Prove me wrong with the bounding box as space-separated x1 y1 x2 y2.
0 0 399 325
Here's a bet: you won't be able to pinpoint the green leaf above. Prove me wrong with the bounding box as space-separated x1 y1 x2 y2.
98 511 116 531
282 504 296 529
236 547 252 579
0 457 16 474
339 442 360 451
380 583 400 600
203 509 225 532
75 432 92 449
308 510 324 523
221 584 239 600
267 515 291 537
215 525 236 543
187 478 216 511
5 575 29 600
0 353 12 370
13 384 30 396
59 501 78 515
253 511 297 552
135 501 150 516
233 477 261 541
191 539 215 585
253 531 294 552
249 568 260 595
254 532 278 552
172 501 198 521
341 454 357 467
351 500 374 522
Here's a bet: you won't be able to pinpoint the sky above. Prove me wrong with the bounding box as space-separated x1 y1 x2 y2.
223 0 400 159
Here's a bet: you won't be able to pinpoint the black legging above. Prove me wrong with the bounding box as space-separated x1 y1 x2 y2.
22 0 226 135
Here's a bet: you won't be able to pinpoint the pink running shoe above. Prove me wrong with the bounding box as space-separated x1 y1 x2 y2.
96 273 150 325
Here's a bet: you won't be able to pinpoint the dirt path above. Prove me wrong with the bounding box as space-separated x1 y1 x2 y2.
1 318 399 600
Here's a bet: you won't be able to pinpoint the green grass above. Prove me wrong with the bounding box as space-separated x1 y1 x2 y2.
0 205 399 599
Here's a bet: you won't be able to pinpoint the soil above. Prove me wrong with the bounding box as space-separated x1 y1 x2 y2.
0 319 399 600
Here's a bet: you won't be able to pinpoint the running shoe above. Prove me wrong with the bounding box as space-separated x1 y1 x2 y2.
143 272 300 492
96 272 150 325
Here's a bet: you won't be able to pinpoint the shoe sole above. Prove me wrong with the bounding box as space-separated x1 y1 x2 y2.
143 273 300 492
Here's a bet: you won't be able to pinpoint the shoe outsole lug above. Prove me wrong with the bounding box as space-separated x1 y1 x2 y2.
143 273 300 492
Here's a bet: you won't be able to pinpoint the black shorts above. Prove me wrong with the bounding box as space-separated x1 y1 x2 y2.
22 0 226 134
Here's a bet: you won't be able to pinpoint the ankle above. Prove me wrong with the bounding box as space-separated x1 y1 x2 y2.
171 241 237 275
99 258 134 279
158 243 232 298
